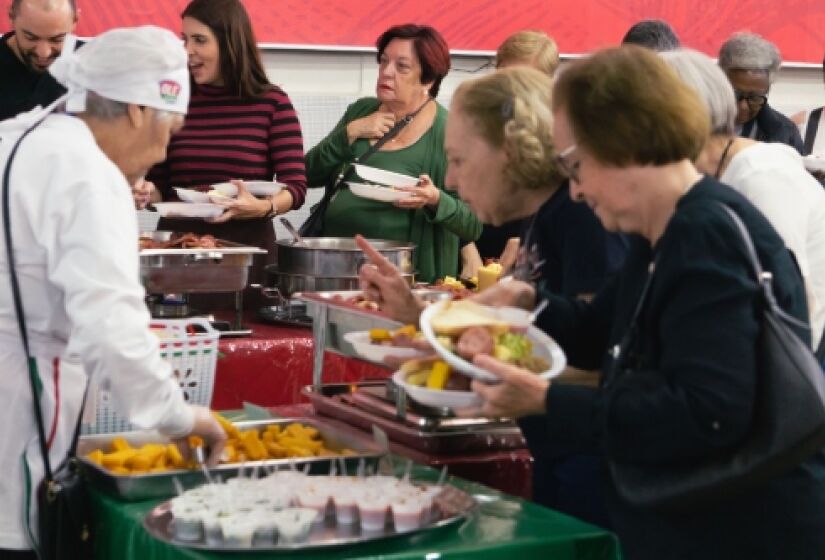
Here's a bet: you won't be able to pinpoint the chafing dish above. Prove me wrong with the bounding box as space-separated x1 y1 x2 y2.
140 231 266 294
78 417 384 501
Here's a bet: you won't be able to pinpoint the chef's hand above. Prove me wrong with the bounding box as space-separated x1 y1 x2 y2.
174 405 227 467
456 355 549 419
347 111 396 144
393 174 441 210
355 234 425 325
470 279 536 310
132 177 155 210
208 180 270 223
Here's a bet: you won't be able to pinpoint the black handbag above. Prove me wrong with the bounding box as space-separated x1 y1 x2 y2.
2 118 94 559
608 203 825 512
299 97 432 237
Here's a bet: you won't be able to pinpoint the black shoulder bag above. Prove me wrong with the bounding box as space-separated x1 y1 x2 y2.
2 119 94 559
608 203 825 512
299 98 432 237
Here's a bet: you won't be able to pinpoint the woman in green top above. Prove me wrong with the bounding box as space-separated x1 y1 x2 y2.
305 24 482 283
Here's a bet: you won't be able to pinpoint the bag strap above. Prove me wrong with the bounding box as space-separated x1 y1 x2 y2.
717 203 810 333
804 107 822 156
328 96 433 195
1 117 88 482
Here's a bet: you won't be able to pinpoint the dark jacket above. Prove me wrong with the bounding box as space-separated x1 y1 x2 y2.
741 101 805 154
536 177 825 559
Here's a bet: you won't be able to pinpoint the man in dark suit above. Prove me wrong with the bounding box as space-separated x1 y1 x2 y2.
718 31 804 154
0 0 76 122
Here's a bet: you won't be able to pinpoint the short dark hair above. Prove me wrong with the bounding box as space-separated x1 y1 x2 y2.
621 19 680 51
553 46 709 167
10 0 77 19
182 0 271 99
376 24 450 98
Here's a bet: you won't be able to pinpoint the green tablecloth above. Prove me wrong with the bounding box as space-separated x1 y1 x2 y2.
90 463 619 560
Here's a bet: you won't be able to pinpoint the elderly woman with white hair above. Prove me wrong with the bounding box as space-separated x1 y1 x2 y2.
0 26 226 558
663 48 825 354
718 31 804 153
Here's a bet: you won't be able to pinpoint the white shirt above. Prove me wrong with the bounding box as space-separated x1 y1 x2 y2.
0 112 193 549
721 142 825 349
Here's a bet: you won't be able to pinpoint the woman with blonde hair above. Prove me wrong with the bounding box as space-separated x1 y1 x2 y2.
496 30 559 75
357 66 623 525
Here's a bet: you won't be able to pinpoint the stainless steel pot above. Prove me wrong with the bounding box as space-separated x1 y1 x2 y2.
265 238 415 300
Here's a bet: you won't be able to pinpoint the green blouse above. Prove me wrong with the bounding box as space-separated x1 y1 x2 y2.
305 97 482 283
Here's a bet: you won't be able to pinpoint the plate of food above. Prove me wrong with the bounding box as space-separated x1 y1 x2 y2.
343 325 431 363
347 182 412 203
154 202 225 219
353 164 419 187
392 358 482 409
210 181 285 198
419 300 566 383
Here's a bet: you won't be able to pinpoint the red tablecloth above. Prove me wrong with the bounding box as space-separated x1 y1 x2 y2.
211 320 390 410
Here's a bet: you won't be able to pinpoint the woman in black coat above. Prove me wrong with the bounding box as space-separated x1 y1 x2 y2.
472 46 825 559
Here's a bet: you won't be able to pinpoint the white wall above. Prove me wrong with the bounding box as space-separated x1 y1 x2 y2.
255 49 824 238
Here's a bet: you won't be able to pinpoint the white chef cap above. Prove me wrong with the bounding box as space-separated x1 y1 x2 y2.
49 26 190 114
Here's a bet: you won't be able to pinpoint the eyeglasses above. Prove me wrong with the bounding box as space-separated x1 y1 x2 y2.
734 90 768 108
554 143 581 184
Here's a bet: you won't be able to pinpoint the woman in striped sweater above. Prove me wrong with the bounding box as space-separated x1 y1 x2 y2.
148 0 307 295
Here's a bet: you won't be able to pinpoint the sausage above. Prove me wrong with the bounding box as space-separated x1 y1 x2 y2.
455 326 494 361
444 371 471 391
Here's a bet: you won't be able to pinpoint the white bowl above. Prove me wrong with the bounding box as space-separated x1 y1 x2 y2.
353 164 419 187
174 187 211 203
211 181 285 198
392 370 482 409
153 202 224 219
347 182 412 203
419 300 567 382
343 331 429 362
803 156 825 172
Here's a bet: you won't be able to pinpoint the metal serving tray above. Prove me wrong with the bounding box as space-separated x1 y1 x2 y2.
139 232 266 294
305 383 525 455
295 289 452 386
144 482 475 552
78 418 384 501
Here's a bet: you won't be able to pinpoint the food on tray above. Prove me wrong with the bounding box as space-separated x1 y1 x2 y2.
164 471 455 546
430 301 550 372
328 293 380 311
139 232 222 250
431 277 474 299
368 324 428 349
476 261 503 291
86 416 355 475
400 356 471 391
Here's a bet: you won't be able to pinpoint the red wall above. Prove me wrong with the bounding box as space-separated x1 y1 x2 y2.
6 0 825 64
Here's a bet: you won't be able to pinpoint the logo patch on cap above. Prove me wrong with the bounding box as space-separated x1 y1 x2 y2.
159 80 182 104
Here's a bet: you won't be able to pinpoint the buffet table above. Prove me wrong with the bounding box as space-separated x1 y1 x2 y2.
90 461 620 559
211 319 389 410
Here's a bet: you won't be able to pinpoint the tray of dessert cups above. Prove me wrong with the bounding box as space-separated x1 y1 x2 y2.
143 468 476 551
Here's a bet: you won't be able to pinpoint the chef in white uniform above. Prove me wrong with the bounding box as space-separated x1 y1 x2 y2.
0 26 226 556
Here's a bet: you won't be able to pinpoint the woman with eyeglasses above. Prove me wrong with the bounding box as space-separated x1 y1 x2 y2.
718 31 804 153
662 48 825 356
356 67 625 527
470 45 825 559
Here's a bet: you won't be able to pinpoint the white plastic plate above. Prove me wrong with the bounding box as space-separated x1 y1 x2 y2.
419 300 567 382
348 182 412 203
153 202 224 219
343 331 429 363
174 188 211 203
392 370 482 409
353 164 419 187
211 181 285 198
